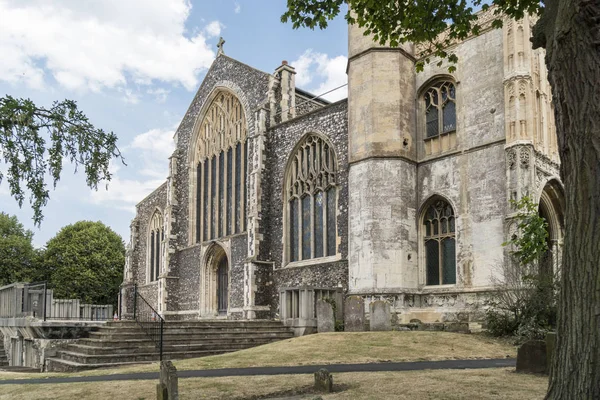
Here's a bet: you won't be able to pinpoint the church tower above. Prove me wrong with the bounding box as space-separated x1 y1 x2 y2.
347 23 419 295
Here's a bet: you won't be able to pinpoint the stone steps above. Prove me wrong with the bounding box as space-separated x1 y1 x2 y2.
65 338 280 355
0 339 8 367
45 319 294 372
87 330 292 341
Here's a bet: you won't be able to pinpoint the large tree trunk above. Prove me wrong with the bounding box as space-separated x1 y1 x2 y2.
540 0 600 398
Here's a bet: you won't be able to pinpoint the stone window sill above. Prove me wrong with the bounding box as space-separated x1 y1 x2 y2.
282 254 341 269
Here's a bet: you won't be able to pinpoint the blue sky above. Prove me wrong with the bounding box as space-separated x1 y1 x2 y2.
0 0 349 247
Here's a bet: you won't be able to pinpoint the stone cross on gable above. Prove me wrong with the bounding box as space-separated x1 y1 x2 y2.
217 37 226 55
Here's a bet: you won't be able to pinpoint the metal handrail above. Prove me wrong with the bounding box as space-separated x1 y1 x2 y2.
133 284 164 361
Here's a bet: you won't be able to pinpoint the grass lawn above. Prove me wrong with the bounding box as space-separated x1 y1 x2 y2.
0 368 548 399
0 331 517 381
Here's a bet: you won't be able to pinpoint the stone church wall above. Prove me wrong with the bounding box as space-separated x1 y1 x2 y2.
262 100 350 310
162 55 271 317
130 182 168 310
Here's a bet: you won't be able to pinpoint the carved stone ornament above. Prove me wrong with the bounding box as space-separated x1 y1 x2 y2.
507 149 517 169
520 148 530 169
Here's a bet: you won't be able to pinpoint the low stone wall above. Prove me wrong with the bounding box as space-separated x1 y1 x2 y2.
0 322 104 370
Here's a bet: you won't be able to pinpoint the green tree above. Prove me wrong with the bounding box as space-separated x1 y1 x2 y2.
0 212 38 286
486 196 557 341
43 221 125 307
0 96 124 225
283 1 600 397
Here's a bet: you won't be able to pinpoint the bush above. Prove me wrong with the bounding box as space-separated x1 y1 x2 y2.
485 196 558 343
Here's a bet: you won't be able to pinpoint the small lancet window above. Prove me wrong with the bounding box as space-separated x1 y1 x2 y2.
149 211 163 282
285 134 338 264
423 200 456 285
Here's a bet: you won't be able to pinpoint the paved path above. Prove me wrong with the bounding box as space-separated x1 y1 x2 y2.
0 358 516 385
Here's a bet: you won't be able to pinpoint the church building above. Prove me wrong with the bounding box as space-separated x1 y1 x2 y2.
121 10 565 334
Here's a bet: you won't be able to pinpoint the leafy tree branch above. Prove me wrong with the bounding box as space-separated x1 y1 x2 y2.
0 96 125 225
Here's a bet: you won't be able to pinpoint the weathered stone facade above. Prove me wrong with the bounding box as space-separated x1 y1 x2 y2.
122 10 564 332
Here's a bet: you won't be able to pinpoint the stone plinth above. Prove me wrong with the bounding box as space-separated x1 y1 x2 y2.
369 300 391 331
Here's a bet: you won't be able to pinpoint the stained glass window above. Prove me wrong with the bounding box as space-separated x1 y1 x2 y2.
226 147 233 236
326 187 336 257
314 191 324 258
148 211 163 282
211 155 217 240
302 195 311 260
290 199 299 262
235 142 242 233
219 151 224 238
285 134 337 263
423 200 456 285
192 90 247 243
196 163 202 243
203 160 209 241
424 81 456 138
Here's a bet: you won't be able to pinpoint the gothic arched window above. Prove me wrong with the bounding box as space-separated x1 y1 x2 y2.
285 134 337 264
148 211 163 282
193 90 247 243
423 80 457 155
423 199 456 285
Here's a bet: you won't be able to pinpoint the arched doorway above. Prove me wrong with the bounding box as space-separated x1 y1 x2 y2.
538 179 565 277
217 257 228 316
200 243 229 317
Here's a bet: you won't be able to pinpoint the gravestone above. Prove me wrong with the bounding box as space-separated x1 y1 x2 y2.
516 340 547 375
316 299 335 333
157 360 179 400
344 296 365 332
370 300 391 331
314 368 333 393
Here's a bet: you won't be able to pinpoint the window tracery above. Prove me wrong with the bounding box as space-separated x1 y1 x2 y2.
423 81 457 156
285 134 337 263
193 91 247 242
423 200 456 285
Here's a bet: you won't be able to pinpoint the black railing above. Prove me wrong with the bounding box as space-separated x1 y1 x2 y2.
133 284 164 361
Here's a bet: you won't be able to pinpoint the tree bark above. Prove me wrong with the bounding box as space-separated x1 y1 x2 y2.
542 0 600 398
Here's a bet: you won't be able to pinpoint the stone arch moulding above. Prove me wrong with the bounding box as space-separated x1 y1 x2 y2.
537 178 565 277
199 240 232 318
187 82 253 166
416 73 458 98
537 178 565 241
417 193 459 287
187 83 253 246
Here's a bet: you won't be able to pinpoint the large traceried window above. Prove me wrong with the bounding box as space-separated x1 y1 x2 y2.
193 91 247 243
285 134 337 264
423 199 456 285
148 211 163 282
423 80 457 156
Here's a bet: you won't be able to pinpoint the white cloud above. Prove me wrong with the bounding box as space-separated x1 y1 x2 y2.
291 50 348 102
0 0 220 91
90 126 176 211
122 89 140 104
147 88 170 103
204 21 223 38
234 2 241 14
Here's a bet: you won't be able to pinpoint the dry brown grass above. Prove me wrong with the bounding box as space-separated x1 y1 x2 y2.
0 331 517 381
0 368 547 400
